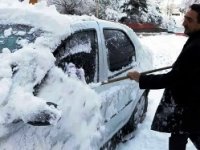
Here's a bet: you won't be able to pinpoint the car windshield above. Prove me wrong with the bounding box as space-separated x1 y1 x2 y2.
0 24 43 53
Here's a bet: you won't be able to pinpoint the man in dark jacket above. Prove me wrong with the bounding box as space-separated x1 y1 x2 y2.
127 4 200 150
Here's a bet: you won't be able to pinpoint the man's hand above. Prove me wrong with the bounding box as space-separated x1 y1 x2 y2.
127 71 141 82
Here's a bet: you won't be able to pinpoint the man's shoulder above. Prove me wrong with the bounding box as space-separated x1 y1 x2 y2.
186 36 200 48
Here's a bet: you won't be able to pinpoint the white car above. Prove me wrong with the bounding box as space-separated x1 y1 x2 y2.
0 2 152 149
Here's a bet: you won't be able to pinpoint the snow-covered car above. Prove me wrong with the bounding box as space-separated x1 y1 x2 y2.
0 1 152 150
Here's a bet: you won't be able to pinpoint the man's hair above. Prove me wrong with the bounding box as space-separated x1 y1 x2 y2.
190 4 200 23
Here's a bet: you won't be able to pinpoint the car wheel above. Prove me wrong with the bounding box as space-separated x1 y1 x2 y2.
100 136 120 150
120 90 148 136
101 90 149 148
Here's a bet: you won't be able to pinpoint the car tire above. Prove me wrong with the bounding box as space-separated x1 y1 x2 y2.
100 136 119 150
120 90 149 136
101 90 149 149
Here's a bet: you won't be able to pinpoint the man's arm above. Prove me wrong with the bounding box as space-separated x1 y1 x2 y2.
127 70 176 89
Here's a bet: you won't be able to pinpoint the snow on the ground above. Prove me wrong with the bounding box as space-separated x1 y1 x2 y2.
117 33 197 150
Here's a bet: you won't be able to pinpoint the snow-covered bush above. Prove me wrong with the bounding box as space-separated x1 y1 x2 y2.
47 0 96 15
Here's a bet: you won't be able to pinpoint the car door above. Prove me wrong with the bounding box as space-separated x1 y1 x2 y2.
95 22 141 141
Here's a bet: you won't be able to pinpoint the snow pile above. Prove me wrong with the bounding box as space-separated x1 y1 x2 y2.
0 46 61 124
0 1 103 149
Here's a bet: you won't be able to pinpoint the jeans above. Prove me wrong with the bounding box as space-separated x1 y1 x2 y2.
169 133 200 150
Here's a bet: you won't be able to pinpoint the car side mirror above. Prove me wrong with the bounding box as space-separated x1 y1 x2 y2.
27 102 59 126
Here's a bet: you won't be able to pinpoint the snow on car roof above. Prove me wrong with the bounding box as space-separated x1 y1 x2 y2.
0 1 98 35
0 0 105 52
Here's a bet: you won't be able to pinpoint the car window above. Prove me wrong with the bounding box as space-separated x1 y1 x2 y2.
53 30 98 83
0 24 43 53
103 29 135 72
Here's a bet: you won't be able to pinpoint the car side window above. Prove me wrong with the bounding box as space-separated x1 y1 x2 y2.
103 29 135 72
53 30 98 83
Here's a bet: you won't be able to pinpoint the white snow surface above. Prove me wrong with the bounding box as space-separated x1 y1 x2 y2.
117 34 196 150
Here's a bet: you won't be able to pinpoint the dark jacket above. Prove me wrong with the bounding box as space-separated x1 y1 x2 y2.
139 31 200 133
